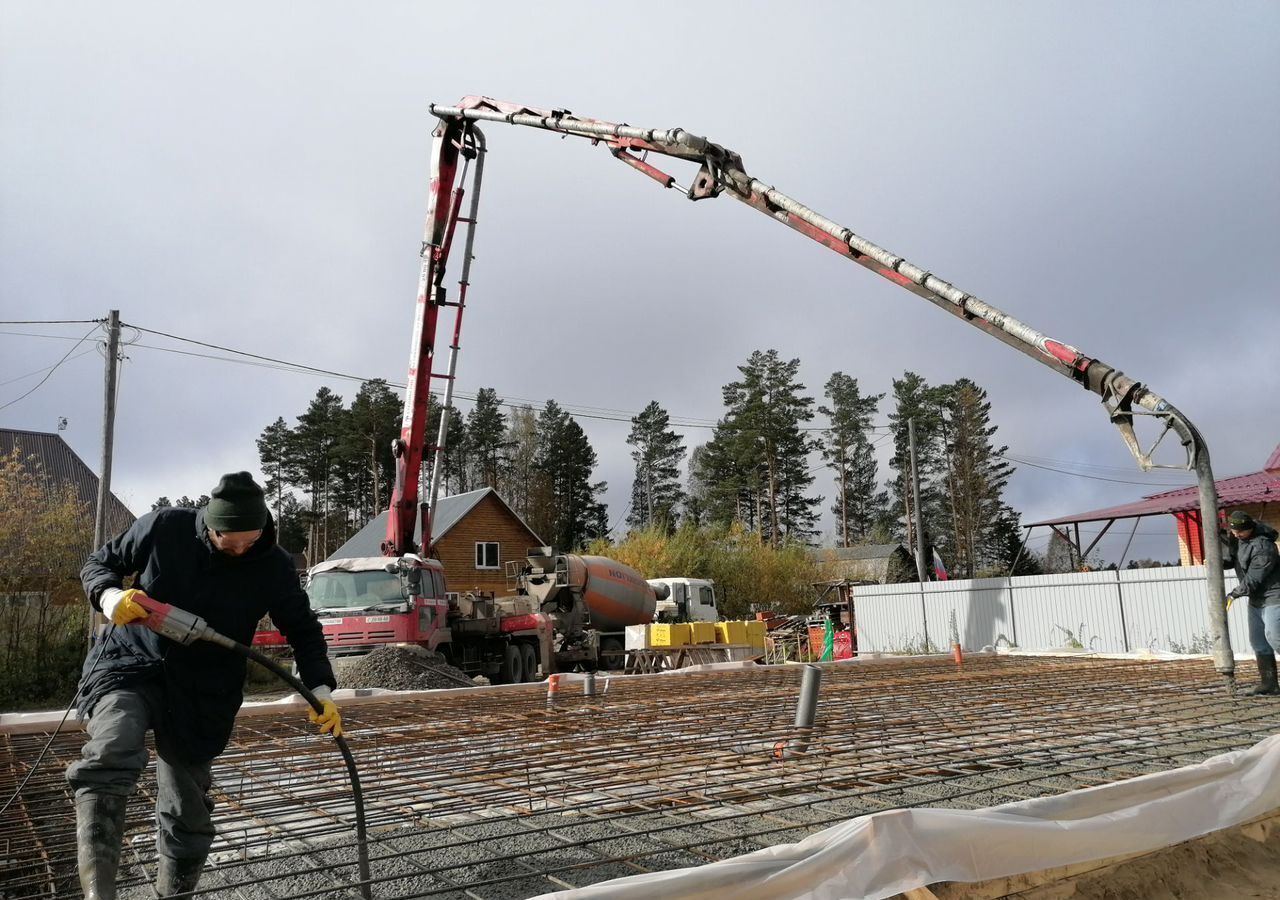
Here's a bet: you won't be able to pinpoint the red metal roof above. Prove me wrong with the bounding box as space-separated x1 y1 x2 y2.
1031 469 1280 526
1267 442 1280 476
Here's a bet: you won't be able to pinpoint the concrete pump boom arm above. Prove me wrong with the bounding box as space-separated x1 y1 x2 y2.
420 96 1234 685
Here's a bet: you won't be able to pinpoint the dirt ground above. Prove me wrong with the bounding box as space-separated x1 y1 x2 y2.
926 814 1280 899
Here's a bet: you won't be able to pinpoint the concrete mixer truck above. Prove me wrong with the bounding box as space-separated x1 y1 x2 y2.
508 549 720 673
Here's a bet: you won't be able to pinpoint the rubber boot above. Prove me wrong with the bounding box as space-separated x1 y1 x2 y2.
156 853 206 898
1242 653 1280 697
75 793 128 900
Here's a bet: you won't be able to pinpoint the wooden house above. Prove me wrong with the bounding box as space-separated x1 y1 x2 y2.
328 487 543 596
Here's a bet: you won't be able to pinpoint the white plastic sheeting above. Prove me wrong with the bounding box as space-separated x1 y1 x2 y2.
536 732 1280 900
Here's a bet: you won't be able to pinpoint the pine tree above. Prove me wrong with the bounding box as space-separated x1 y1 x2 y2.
466 387 509 490
256 417 294 520
683 444 710 527
625 401 686 532
502 405 539 521
887 372 947 568
424 397 468 497
987 505 1040 576
720 350 820 545
688 427 755 529
530 401 607 551
343 380 401 519
939 378 1016 578
291 387 346 519
819 373 889 546
275 493 308 554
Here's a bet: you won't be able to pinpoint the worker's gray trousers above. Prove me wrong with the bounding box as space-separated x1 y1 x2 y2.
66 685 216 860
1246 601 1280 656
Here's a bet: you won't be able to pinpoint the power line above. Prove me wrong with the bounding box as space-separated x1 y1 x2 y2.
25 321 1202 491
0 319 103 325
1007 451 1190 477
116 323 894 432
124 323 378 384
1000 454 1195 487
0 324 102 412
606 500 634 536
0 329 98 341
119 324 731 428
0 347 101 388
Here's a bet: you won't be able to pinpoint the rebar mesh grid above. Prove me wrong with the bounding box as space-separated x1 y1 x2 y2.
4 655 1279 899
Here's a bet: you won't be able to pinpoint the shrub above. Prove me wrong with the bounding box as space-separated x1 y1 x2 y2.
587 522 823 617
0 450 96 711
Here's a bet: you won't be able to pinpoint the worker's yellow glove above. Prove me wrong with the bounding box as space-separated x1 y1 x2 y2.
308 689 343 737
102 587 151 625
1226 594 1235 611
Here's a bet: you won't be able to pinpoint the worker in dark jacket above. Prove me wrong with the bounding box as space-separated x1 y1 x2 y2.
67 473 339 899
1225 510 1280 697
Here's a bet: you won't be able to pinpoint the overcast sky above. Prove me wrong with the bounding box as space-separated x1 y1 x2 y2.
3 1 1277 565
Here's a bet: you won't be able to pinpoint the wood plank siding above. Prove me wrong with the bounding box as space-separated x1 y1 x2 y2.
434 493 542 596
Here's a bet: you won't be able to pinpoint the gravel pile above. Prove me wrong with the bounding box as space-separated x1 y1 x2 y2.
339 645 477 691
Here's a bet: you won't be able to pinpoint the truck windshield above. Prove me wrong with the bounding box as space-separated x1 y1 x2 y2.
307 571 406 610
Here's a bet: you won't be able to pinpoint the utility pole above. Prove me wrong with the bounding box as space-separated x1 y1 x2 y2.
92 310 121 552
908 417 928 583
89 310 121 644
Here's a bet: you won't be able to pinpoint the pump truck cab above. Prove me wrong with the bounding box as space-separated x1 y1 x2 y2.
255 556 452 656
255 554 554 684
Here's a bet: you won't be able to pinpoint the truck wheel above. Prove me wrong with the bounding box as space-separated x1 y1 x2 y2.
599 637 624 672
500 644 524 684
520 643 539 682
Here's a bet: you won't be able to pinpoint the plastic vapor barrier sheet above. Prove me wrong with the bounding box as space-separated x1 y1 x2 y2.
535 732 1280 900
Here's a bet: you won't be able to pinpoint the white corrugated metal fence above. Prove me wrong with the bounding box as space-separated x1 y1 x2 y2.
852 566 1252 655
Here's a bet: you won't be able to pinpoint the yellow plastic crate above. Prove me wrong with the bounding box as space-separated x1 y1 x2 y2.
689 621 717 645
650 623 691 647
715 621 749 645
745 620 766 649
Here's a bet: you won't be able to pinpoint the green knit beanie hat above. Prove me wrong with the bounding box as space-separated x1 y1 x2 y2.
1227 510 1255 531
205 472 269 532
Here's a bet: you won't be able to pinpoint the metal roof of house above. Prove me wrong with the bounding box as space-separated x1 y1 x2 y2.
327 487 541 560
0 428 135 536
1267 442 1280 475
1031 468 1280 526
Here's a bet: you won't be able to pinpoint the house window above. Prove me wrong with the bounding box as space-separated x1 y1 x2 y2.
475 542 500 570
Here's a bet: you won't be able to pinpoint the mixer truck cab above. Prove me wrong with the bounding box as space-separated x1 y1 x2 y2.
253 555 451 657
648 577 719 623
